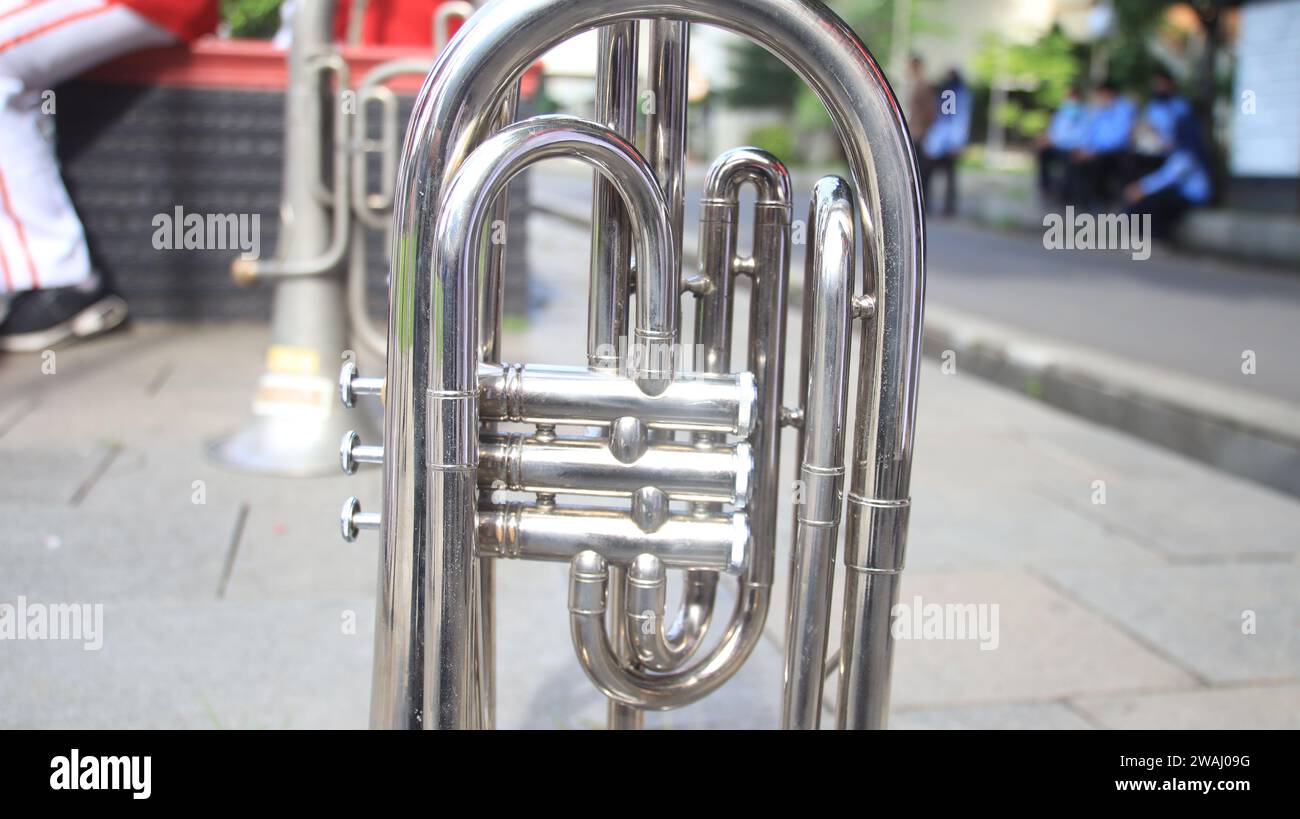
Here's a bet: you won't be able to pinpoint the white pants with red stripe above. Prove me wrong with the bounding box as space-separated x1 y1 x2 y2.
0 0 175 293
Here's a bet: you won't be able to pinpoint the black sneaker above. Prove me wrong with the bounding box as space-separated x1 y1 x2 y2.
0 283 128 352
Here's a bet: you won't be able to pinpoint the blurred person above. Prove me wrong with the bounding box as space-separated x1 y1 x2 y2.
1064 80 1136 209
0 0 218 351
1126 68 1191 181
1035 86 1086 202
920 68 972 218
1122 112 1212 241
906 54 937 159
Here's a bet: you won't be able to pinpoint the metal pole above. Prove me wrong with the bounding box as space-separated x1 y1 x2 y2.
591 21 644 732
781 177 853 729
211 0 370 476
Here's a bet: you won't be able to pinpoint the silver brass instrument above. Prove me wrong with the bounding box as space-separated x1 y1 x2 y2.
337 0 925 729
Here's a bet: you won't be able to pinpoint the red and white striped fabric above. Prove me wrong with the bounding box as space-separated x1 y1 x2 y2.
0 0 214 292
0 1 216 46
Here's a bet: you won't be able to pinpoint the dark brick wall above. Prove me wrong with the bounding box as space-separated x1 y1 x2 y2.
54 81 530 320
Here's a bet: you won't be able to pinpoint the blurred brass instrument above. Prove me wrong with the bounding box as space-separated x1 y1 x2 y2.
337 0 926 729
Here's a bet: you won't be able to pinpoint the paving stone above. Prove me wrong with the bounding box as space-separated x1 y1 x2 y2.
888 569 1195 708
0 599 371 729
1072 683 1300 729
1057 475 1300 562
0 441 114 506
891 702 1095 730
1045 563 1300 684
0 504 233 604
1001 419 1300 562
220 470 382 601
909 481 1165 572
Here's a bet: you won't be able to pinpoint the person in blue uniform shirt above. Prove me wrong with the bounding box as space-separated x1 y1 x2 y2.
1123 112 1212 240
920 69 972 218
1127 68 1192 181
1065 80 1136 209
1036 86 1086 202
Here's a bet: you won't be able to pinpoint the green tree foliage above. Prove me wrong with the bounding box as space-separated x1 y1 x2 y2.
973 27 1079 108
1112 0 1242 124
221 0 283 39
744 123 797 161
1107 0 1169 90
722 0 944 161
973 26 1083 141
794 0 948 139
722 0 944 110
720 40 801 110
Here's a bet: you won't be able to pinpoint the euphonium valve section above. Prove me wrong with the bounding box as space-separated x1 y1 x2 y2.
335 0 926 731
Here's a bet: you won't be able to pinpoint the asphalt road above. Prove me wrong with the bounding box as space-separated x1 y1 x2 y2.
529 164 1300 405
925 218 1300 405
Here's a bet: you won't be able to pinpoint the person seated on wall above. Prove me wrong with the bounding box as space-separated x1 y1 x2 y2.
1034 85 1087 203
0 0 218 351
1125 68 1192 183
1064 80 1136 210
1123 112 1212 241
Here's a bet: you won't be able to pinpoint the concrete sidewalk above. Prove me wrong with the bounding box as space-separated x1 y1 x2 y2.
1 212 1297 729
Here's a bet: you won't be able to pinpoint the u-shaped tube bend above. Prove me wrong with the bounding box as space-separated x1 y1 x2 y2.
570 550 769 710
432 115 679 399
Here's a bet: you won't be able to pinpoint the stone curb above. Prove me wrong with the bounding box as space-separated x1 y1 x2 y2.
924 304 1300 498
